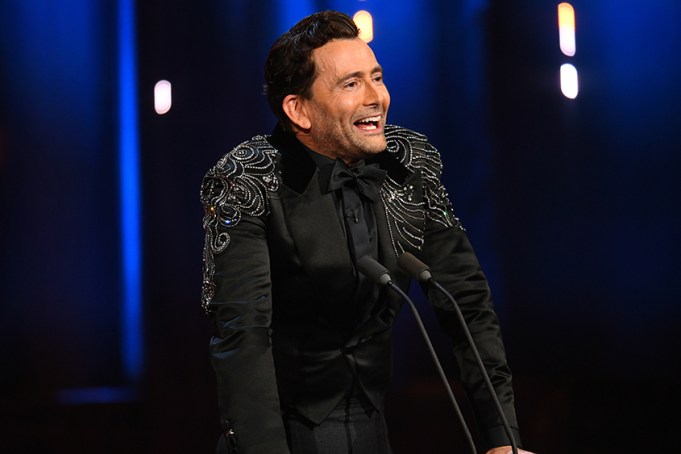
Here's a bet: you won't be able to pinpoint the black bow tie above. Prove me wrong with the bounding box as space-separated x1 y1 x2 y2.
324 159 387 202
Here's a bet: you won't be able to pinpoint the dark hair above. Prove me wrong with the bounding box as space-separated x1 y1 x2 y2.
264 11 359 128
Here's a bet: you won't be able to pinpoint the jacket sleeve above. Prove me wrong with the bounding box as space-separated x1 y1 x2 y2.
201 161 290 454
416 142 522 451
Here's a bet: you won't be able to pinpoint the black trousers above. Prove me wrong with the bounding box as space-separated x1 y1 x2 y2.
283 393 393 454
216 393 393 454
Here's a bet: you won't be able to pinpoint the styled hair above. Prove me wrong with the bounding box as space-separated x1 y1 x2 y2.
264 11 359 129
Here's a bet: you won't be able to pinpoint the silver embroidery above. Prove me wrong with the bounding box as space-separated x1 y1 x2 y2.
200 136 279 312
381 177 425 254
382 126 464 256
200 126 463 309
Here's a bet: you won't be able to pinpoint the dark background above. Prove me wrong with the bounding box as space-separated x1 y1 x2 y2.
1 0 680 452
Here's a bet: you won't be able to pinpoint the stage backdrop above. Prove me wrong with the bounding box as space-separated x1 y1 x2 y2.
1 0 680 452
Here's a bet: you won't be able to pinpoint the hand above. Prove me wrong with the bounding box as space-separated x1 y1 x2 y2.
485 447 536 454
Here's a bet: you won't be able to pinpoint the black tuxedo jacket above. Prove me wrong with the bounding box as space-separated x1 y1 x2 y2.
201 125 519 453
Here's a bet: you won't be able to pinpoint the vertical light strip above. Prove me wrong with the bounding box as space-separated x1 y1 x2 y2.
118 0 143 382
558 2 578 99
560 63 579 99
558 3 576 56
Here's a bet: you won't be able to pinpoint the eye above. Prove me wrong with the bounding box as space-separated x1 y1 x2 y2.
373 74 384 84
344 80 359 89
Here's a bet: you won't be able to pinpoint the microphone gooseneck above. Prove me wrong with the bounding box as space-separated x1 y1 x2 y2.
357 256 477 454
397 252 519 454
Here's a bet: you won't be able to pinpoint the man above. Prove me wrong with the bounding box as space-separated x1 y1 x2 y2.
201 10 532 454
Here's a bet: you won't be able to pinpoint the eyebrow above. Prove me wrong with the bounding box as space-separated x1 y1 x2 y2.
336 65 383 85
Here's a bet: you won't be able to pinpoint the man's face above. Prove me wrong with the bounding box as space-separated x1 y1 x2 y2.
297 38 391 163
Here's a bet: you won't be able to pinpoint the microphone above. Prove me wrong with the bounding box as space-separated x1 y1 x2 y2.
357 255 391 286
356 256 477 454
397 252 519 454
397 252 433 282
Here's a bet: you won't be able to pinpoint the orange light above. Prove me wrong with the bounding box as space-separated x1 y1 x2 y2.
353 10 374 43
558 3 576 56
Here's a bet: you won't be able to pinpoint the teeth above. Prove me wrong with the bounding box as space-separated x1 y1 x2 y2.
360 116 381 123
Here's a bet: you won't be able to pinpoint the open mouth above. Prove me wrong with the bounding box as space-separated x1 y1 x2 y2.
353 115 382 131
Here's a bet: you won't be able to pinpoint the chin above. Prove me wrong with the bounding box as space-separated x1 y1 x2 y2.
364 137 387 154
364 146 384 156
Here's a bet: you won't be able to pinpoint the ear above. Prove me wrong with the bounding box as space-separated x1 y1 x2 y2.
282 94 311 131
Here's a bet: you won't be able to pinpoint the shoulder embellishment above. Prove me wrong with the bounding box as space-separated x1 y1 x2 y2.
380 126 464 255
200 135 279 311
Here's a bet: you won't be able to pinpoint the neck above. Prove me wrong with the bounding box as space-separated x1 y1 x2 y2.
293 131 363 166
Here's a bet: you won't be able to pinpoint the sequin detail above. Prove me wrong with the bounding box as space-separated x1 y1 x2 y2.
200 126 463 310
381 126 464 256
200 136 280 311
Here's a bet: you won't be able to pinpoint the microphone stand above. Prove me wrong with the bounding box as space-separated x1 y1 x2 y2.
387 282 478 454
398 252 519 454
357 256 478 454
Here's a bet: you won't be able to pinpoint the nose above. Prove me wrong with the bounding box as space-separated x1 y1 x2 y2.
364 80 386 107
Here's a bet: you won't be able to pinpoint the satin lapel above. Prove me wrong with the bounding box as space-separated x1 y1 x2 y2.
280 176 357 303
273 128 356 296
373 197 397 272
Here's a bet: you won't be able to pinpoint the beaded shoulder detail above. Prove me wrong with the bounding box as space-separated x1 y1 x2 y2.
381 126 464 255
200 135 280 311
200 127 463 309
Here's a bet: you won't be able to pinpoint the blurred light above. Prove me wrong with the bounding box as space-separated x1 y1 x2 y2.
58 386 138 405
560 63 579 99
558 2 576 56
154 80 172 115
353 10 373 43
119 0 143 382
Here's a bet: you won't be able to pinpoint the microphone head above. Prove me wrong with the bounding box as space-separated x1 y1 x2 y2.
397 252 432 282
357 256 392 286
